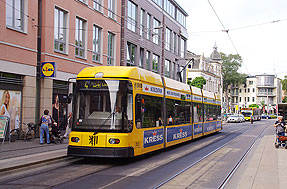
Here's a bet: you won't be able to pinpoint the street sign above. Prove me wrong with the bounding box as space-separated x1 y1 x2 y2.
41 62 56 77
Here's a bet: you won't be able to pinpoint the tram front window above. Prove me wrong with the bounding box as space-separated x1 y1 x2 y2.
242 111 252 117
74 80 133 132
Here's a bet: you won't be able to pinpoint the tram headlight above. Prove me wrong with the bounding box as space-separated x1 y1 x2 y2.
71 137 80 143
109 138 120 144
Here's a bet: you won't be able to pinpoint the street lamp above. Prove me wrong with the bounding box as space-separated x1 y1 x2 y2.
175 58 194 83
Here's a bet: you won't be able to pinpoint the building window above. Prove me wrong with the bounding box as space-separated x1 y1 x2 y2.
252 88 255 93
140 9 145 36
54 7 67 53
75 17 86 58
146 14 151 40
152 54 159 73
108 0 115 19
93 25 101 62
172 62 176 79
127 0 137 32
164 0 175 18
177 10 186 27
180 37 186 58
93 0 102 12
6 0 24 31
139 48 144 68
153 0 162 7
239 89 241 93
165 27 171 51
107 32 115 65
127 42 136 66
248 97 250 102
239 97 241 102
165 59 170 77
249 81 253 85
153 18 160 44
146 51 150 70
247 88 250 93
252 97 255 102
173 33 177 54
78 0 86 3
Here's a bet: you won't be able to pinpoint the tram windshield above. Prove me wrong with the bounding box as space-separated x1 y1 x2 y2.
73 80 133 132
241 110 252 117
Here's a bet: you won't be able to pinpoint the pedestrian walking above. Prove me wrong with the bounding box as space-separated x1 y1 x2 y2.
39 109 51 144
64 112 72 138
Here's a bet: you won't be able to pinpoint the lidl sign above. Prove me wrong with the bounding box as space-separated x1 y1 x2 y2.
41 62 56 77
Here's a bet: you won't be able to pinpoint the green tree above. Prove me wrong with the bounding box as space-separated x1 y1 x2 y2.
283 96 287 103
221 53 246 112
249 104 259 108
282 75 287 91
188 76 206 89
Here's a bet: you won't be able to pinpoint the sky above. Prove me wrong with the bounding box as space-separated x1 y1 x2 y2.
180 0 287 79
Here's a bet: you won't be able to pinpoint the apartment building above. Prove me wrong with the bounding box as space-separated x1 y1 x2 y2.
224 74 282 114
121 0 188 81
0 0 121 130
186 44 222 94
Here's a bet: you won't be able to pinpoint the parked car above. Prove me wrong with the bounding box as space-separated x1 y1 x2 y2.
227 115 242 123
239 114 245 122
261 114 271 119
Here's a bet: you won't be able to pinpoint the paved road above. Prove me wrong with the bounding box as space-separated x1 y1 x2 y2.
0 120 273 189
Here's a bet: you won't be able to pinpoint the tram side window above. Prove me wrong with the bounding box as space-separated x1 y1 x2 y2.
204 104 217 121
193 103 202 123
135 94 163 128
166 99 191 125
216 105 221 121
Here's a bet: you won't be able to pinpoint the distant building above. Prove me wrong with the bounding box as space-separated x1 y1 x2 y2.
187 44 222 94
224 74 282 114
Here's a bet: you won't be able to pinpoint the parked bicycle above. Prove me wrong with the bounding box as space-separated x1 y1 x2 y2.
10 122 37 142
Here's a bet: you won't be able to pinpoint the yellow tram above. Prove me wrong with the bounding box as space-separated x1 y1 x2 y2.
68 67 222 157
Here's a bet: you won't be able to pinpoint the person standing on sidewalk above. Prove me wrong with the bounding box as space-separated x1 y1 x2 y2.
274 116 286 145
39 109 51 144
64 112 72 138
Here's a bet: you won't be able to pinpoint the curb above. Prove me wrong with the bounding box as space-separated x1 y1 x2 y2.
0 149 67 173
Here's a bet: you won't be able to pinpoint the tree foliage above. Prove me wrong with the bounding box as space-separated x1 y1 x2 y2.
221 53 246 91
188 76 206 89
249 104 259 108
283 96 287 103
281 75 287 91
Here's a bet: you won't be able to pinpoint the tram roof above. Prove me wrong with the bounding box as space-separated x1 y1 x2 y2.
77 66 163 86
190 86 202 96
163 77 190 93
202 90 215 99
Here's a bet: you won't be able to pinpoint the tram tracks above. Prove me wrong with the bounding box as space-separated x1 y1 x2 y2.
0 124 251 189
154 123 269 189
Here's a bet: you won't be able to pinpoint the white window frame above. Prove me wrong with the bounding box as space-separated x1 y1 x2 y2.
146 14 151 40
165 27 171 51
152 54 159 73
165 59 170 77
75 16 86 58
107 32 115 65
127 42 136 66
93 0 102 12
153 18 160 45
140 9 145 37
127 0 137 32
54 7 67 53
108 0 115 19
93 25 102 63
6 0 25 31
